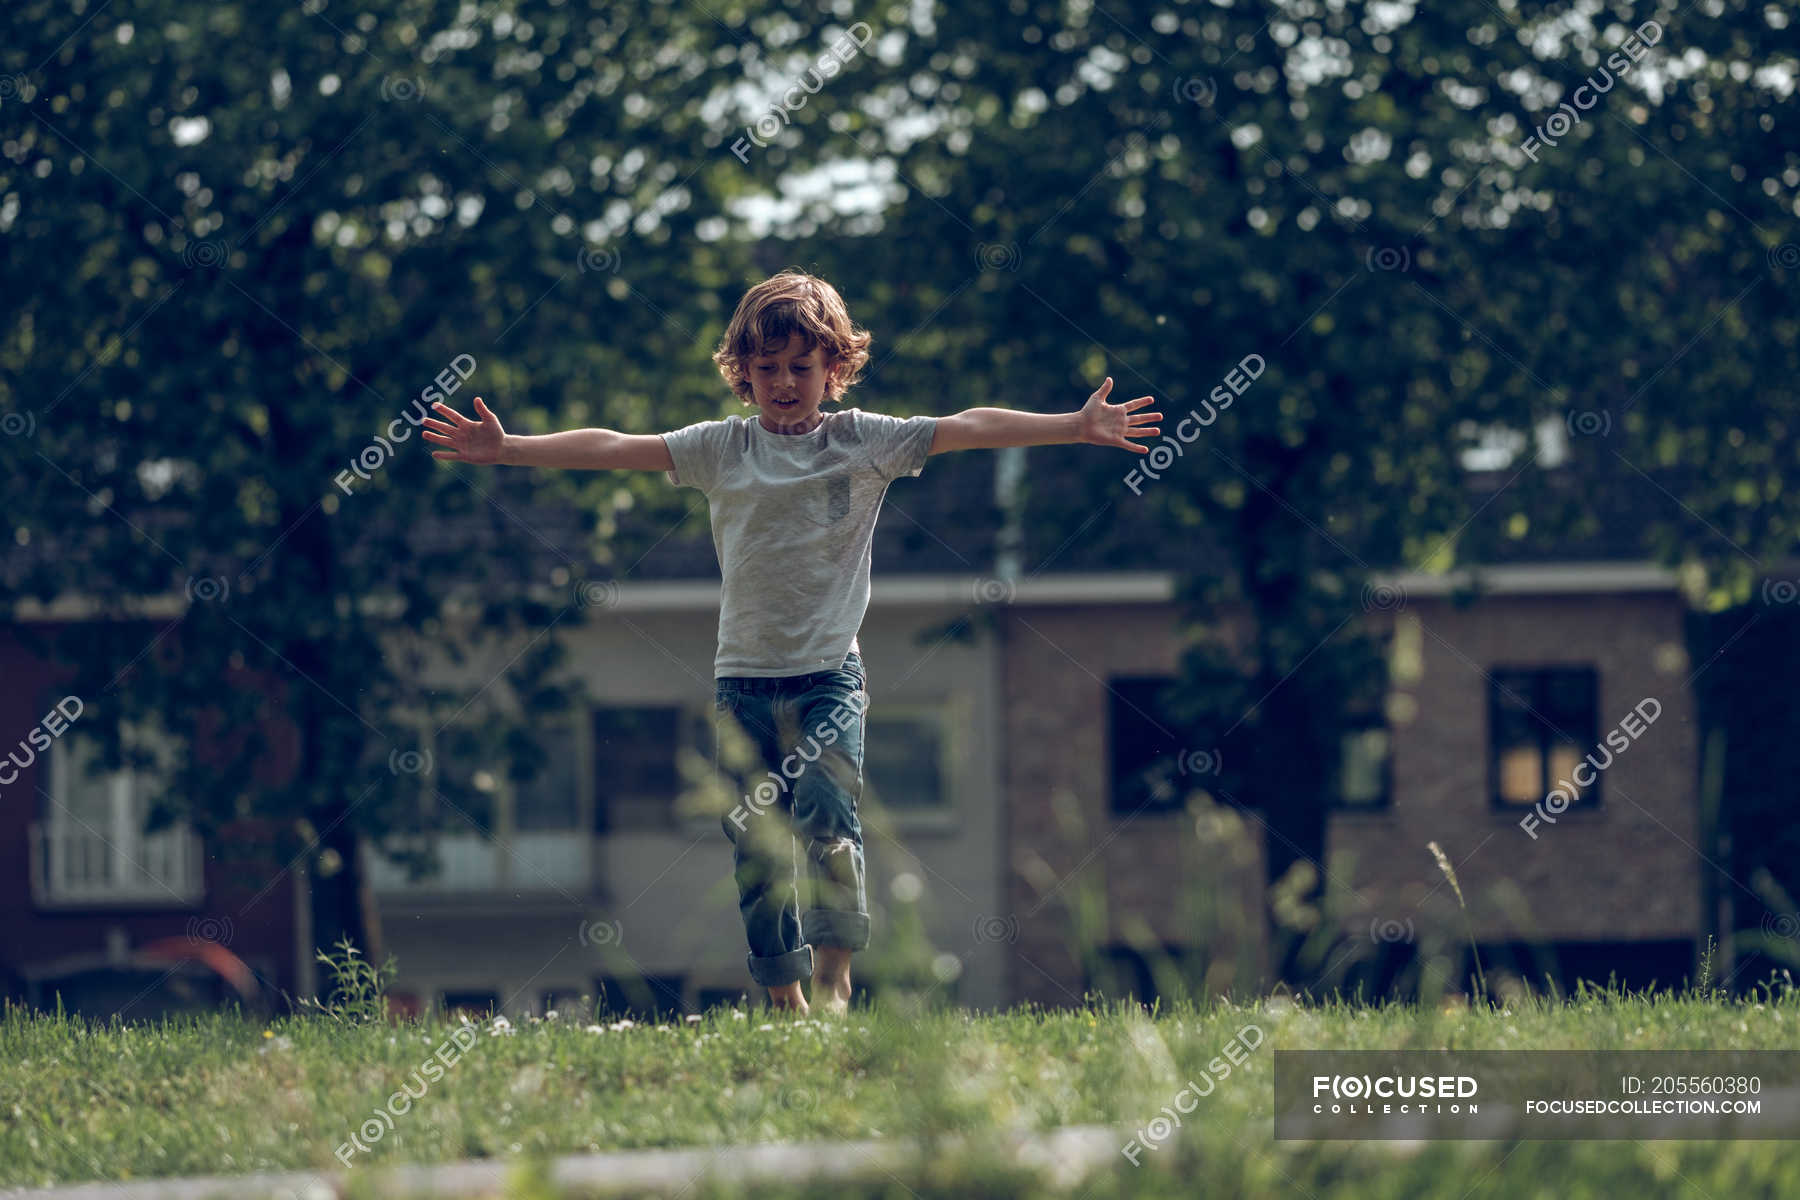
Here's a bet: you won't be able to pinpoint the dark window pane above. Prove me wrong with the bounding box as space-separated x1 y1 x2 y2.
1492 700 1543 751
1489 670 1537 710
593 707 681 833
1107 677 1188 815
1491 678 1545 804
441 990 497 1018
1086 946 1150 1002
864 714 944 809
696 986 748 1013
596 974 684 1018
1489 667 1600 809
513 722 581 831
1086 944 1191 1007
433 724 499 836
1542 668 1597 735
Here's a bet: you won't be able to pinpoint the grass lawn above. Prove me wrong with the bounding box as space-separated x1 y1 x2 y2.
4 979 1799 1198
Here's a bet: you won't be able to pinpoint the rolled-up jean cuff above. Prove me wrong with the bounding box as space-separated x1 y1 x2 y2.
746 946 814 987
803 909 871 951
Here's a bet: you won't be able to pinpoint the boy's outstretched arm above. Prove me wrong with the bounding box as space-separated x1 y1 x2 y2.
421 397 675 471
927 377 1161 455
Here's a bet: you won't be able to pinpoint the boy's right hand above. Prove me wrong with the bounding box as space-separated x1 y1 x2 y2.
421 396 506 464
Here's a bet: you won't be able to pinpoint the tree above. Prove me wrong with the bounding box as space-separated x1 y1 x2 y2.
764 0 1797 990
0 0 775 972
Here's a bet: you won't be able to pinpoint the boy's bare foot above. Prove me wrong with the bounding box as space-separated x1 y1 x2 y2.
766 981 810 1014
813 946 853 1015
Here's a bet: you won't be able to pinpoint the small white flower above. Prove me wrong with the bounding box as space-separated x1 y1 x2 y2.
490 1016 515 1036
757 1023 775 1031
546 1009 559 1020
584 1024 604 1034
684 1014 702 1024
732 1011 747 1021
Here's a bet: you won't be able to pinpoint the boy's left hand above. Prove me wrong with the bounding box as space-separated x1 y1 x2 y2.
1077 377 1161 453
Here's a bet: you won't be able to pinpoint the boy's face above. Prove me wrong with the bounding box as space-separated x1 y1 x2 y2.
747 337 832 432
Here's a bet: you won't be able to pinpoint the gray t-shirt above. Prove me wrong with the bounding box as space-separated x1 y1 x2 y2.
661 408 939 678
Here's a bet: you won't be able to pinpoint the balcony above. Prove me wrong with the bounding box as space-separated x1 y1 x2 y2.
30 821 205 907
365 833 591 896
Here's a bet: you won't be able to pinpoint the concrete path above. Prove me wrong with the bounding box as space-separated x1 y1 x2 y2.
2 1124 1126 1199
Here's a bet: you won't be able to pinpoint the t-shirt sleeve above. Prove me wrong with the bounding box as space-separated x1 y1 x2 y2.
854 410 939 480
661 419 730 491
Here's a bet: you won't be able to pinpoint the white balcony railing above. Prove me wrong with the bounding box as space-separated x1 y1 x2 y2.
365 832 590 895
30 821 205 907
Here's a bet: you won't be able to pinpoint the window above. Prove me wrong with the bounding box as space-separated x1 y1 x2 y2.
1334 722 1392 809
595 974 685 1018
1107 677 1190 815
49 718 178 832
35 717 202 906
1456 417 1570 471
863 709 949 811
512 722 582 832
1086 943 1194 1007
441 990 498 1019
369 714 588 893
31 966 228 1020
1464 939 1693 998
695 985 749 1013
592 706 706 833
430 723 503 836
1489 667 1599 810
422 716 584 836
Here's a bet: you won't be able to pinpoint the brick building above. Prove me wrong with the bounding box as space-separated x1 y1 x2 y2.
996 563 1708 1008
0 615 307 1018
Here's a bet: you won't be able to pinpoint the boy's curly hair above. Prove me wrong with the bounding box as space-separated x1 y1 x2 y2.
712 269 872 406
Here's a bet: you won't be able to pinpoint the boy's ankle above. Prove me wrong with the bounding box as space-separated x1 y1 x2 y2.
813 947 853 991
811 966 852 1012
766 981 809 1012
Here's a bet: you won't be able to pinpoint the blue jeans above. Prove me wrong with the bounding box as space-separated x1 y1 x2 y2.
714 650 871 987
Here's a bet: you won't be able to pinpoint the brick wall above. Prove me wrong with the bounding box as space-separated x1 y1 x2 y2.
997 605 1266 1008
1331 591 1701 948
998 588 1702 1006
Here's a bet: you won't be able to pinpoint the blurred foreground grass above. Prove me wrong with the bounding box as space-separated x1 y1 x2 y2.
3 977 1798 1197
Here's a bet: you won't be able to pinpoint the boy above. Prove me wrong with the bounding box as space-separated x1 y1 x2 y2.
422 269 1160 1015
